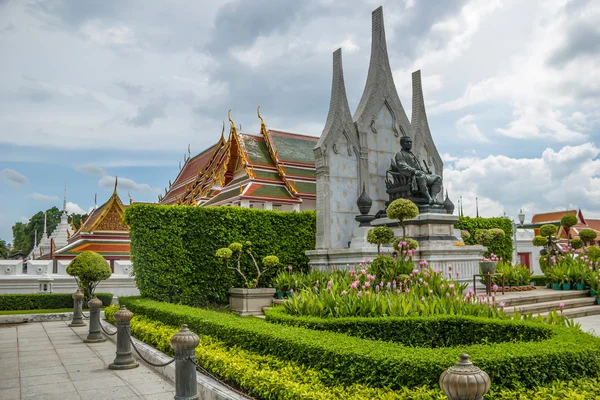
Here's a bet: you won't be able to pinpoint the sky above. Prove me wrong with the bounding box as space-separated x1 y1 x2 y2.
1 0 599 244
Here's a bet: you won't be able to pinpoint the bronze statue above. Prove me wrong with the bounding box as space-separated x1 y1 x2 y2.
386 136 442 206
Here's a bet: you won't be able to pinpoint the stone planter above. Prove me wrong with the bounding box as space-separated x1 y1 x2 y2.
228 288 276 316
479 261 496 275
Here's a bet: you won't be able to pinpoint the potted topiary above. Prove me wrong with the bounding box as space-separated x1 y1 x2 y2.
66 251 112 300
474 228 506 275
386 199 419 238
367 226 394 255
579 228 598 247
216 241 278 316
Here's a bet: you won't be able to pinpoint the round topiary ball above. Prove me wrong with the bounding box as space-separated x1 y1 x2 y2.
228 242 243 253
215 248 233 259
66 251 111 296
539 224 558 237
569 239 584 249
560 214 578 229
532 235 548 247
367 226 394 246
579 228 597 244
262 255 280 268
386 199 419 222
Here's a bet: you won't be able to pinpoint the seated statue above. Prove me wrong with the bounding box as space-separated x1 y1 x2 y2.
386 136 442 205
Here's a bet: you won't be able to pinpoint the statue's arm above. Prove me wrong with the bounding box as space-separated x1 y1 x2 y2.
395 154 418 175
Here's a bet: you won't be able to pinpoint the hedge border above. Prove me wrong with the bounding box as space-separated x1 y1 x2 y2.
119 297 600 390
0 293 113 310
264 307 553 347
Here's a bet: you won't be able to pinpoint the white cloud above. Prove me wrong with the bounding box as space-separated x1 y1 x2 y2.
98 175 159 195
0 168 29 186
445 142 600 221
28 193 60 202
19 216 29 223
75 164 107 176
66 202 86 215
455 114 488 142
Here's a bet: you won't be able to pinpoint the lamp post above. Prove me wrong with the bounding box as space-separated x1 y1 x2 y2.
513 209 525 263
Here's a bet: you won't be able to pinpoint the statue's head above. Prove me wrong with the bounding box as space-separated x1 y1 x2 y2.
400 136 413 150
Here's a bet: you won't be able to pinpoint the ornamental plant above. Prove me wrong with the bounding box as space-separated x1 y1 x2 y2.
215 241 279 289
579 228 597 246
366 226 394 254
570 239 584 250
474 228 506 248
386 198 419 238
66 250 112 298
560 214 578 239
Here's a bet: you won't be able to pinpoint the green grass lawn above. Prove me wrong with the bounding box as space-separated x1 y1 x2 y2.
0 308 74 315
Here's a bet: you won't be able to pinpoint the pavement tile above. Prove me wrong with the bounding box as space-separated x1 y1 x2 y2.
0 352 18 360
130 381 174 396
61 356 105 365
20 380 78 398
19 358 64 368
20 373 71 388
0 370 18 380
142 392 176 400
64 361 107 373
18 349 56 356
20 365 67 378
68 369 116 382
71 375 127 391
0 378 18 390
0 387 20 400
19 353 60 362
78 385 140 400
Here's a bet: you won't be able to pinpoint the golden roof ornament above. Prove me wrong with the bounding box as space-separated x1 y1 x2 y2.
128 191 133 205
113 175 118 195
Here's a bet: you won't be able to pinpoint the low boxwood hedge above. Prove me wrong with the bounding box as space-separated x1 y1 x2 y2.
0 292 113 310
265 307 552 347
119 297 600 390
105 305 600 400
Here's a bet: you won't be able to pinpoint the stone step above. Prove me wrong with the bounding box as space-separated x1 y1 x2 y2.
501 290 590 307
273 299 285 305
506 297 597 315
538 305 600 319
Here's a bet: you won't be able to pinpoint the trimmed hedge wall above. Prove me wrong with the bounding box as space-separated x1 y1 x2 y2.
456 216 514 261
124 204 316 305
119 296 600 390
265 307 552 347
0 293 113 310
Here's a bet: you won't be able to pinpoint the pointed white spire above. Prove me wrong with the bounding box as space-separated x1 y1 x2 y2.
34 229 37 247
43 212 48 239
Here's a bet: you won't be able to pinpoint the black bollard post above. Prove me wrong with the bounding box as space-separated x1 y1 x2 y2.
68 289 86 327
170 324 199 400
83 296 106 343
109 306 139 370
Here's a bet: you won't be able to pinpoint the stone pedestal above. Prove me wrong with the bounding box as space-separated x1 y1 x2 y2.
228 288 276 316
307 213 485 283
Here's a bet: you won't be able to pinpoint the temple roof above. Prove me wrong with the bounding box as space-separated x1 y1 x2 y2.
161 110 317 206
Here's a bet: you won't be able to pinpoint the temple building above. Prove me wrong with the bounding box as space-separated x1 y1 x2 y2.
530 209 600 245
160 110 317 211
52 179 131 272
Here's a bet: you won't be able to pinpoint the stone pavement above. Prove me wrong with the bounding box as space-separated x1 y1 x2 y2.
574 315 600 337
0 320 175 400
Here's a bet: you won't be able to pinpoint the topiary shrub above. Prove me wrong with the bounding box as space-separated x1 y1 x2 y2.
579 229 597 246
539 224 558 238
66 251 112 298
367 226 394 254
386 199 419 238
561 215 578 239
215 241 279 289
570 239 584 250
474 228 506 248
532 235 548 247
368 255 398 282
455 216 513 261
586 246 600 262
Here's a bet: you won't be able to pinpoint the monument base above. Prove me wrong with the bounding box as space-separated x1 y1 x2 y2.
307 213 486 283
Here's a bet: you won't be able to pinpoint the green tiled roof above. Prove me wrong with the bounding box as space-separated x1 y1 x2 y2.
292 181 316 194
271 135 316 164
284 166 315 178
204 188 240 205
254 170 282 180
241 136 273 166
250 185 295 199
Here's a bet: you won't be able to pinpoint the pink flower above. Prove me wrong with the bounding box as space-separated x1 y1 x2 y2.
290 289 294 293
405 288 410 293
499 302 505 308
364 281 371 289
288 265 293 271
327 286 332 292
351 281 359 290
421 296 425 302
341 290 348 296
492 285 499 292
559 302 565 311
424 282 429 287
357 290 363 297
446 293 450 298
429 290 433 294
449 284 455 290
440 284 445 290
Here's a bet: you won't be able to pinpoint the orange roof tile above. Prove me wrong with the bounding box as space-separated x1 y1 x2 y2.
531 210 577 224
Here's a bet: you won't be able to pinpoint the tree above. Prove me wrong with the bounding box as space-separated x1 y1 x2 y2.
11 222 28 256
386 199 419 238
11 206 64 256
0 239 9 259
66 251 112 297
579 229 598 246
560 214 578 240
367 226 395 254
68 213 88 230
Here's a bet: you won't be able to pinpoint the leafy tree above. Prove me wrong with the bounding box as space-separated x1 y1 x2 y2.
386 199 419 238
68 214 88 230
11 222 28 256
66 251 112 297
0 239 9 259
560 214 578 239
367 226 394 254
579 229 598 246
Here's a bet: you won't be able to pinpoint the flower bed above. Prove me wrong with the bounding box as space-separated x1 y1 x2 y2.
118 296 600 390
265 307 552 347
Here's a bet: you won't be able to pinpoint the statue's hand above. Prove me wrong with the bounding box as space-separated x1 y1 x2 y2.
415 170 425 177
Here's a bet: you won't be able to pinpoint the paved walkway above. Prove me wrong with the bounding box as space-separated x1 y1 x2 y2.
0 321 175 400
573 315 600 336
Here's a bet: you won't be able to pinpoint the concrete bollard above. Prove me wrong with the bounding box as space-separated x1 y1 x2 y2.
439 354 490 400
170 324 199 400
83 296 106 343
68 289 86 327
109 306 139 370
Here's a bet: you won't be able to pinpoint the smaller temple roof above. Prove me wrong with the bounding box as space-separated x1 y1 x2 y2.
531 210 581 224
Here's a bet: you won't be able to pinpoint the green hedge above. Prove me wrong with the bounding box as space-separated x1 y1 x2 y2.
531 275 547 287
456 216 514 261
265 307 552 347
119 296 600 390
124 204 316 305
0 292 113 310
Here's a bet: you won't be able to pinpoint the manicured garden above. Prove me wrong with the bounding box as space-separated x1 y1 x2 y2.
118 202 600 399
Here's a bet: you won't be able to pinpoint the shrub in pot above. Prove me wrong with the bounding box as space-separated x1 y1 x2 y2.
216 241 278 316
475 228 505 275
